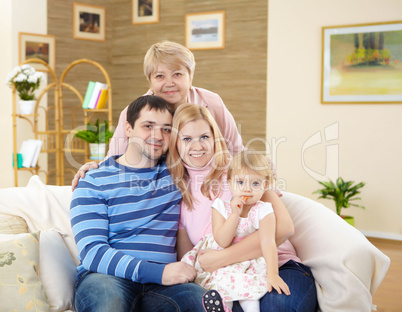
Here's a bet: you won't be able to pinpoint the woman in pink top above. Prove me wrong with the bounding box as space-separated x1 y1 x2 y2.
167 104 317 312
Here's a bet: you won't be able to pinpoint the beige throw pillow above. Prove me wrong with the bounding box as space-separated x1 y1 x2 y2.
0 232 50 311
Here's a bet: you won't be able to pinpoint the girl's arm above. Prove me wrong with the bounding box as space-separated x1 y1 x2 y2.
176 229 194 260
259 213 290 295
212 199 242 248
262 190 294 245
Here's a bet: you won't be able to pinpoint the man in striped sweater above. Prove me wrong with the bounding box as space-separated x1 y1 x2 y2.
70 95 205 312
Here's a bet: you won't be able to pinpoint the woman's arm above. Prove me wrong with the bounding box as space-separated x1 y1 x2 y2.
106 106 129 158
176 229 194 260
198 230 262 273
262 190 294 245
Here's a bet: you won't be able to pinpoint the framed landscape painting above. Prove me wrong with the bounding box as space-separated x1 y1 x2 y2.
73 3 105 41
185 11 225 50
321 21 402 103
132 0 159 25
19 33 55 72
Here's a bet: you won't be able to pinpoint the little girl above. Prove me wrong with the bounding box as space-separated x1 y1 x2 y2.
182 150 290 312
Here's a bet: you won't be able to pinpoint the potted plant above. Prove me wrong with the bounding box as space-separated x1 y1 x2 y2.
6 64 45 114
313 177 365 226
74 119 114 160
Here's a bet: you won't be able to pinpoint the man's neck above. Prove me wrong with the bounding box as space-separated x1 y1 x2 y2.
116 151 157 169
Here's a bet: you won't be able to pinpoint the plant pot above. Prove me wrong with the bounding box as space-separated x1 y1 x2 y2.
18 100 36 115
89 143 106 160
341 215 355 227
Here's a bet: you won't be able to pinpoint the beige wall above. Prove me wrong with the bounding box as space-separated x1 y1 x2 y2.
267 0 402 239
0 0 47 188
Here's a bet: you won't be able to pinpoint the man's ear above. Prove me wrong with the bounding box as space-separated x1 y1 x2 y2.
125 121 133 138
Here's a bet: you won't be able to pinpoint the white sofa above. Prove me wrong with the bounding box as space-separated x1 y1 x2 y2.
0 176 390 312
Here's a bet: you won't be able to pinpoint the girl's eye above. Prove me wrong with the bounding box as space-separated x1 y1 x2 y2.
155 74 163 79
183 137 191 142
200 135 209 141
237 180 243 185
174 72 182 77
252 182 261 187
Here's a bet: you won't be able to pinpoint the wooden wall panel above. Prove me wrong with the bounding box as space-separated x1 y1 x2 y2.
48 0 267 183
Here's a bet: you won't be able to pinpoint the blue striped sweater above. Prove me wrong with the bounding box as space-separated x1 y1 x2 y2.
70 155 182 284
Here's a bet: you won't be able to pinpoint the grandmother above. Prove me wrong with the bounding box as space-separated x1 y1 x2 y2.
107 40 243 157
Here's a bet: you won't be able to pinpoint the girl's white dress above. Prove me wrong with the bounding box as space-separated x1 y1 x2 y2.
181 198 274 302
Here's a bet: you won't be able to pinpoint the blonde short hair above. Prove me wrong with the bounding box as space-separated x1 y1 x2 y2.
228 150 273 186
143 41 196 83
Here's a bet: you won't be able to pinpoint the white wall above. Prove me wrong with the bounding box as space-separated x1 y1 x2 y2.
267 0 402 239
0 0 47 188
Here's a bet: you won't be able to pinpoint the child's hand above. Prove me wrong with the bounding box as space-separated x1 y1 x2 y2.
267 275 290 296
230 197 246 215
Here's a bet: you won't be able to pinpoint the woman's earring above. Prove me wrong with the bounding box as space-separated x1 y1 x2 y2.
150 90 155 95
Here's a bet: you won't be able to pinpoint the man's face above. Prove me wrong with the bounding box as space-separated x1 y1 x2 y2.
125 106 172 167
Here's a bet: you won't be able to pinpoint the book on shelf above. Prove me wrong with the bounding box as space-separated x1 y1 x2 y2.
95 89 109 109
82 81 96 109
19 139 43 168
87 82 108 109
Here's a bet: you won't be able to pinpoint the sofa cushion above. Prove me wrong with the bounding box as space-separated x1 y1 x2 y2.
40 229 77 312
0 215 29 234
0 232 50 311
281 191 390 312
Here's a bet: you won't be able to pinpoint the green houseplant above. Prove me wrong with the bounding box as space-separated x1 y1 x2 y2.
313 177 365 226
75 119 114 160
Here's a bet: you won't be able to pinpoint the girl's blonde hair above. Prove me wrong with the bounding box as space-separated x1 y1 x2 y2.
143 41 196 83
227 150 273 188
167 104 231 209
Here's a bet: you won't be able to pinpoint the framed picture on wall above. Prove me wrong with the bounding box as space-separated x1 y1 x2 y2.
185 11 225 50
19 33 56 72
132 0 159 25
322 20 402 104
73 3 105 41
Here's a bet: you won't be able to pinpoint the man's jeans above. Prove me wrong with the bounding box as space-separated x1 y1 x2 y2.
233 260 318 312
74 272 206 312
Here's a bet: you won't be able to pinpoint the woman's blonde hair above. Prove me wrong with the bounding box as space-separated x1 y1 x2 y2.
167 104 231 209
143 41 196 83
227 150 273 188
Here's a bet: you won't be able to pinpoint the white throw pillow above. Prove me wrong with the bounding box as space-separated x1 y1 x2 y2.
39 230 77 312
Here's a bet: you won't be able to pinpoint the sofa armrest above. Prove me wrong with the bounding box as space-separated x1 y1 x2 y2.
281 191 390 312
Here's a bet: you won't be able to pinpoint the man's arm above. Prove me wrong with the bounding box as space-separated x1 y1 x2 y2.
71 178 168 285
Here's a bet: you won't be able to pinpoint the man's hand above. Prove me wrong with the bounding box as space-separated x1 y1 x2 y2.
161 262 197 285
71 161 99 191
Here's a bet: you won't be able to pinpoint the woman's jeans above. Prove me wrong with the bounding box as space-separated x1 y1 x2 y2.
233 260 318 312
74 271 206 312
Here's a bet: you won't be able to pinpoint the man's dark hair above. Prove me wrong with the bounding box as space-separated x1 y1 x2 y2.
126 95 175 128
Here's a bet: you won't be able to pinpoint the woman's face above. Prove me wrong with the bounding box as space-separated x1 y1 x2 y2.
149 63 192 110
176 119 215 168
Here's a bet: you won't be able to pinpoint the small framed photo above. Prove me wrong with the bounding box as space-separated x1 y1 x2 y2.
73 3 105 41
19 32 55 72
322 21 402 104
132 0 159 25
185 11 225 50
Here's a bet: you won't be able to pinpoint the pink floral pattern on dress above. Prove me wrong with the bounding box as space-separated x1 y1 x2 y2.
181 201 273 303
